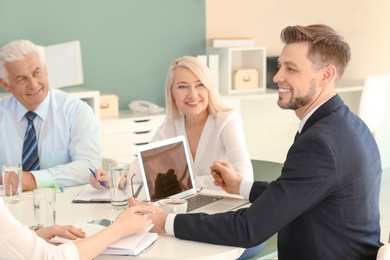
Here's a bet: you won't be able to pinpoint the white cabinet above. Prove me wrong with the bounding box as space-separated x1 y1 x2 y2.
207 46 266 94
100 111 165 163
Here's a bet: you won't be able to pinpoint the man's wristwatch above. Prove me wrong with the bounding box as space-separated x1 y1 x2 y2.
30 224 44 231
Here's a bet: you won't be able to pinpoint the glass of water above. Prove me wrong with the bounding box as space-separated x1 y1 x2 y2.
108 163 130 209
2 164 23 203
33 188 56 227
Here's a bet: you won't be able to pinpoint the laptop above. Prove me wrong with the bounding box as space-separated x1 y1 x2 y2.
136 135 249 213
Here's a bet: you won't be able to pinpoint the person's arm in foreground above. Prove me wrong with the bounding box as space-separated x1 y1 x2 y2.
1 197 86 259
1 195 151 260
73 205 152 260
35 225 86 242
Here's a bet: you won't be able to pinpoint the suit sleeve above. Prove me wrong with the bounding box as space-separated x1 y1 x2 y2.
174 135 336 248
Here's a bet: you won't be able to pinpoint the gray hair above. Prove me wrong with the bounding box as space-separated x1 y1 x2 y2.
0 39 45 81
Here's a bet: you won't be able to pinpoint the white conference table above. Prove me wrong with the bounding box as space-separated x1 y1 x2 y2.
4 185 245 260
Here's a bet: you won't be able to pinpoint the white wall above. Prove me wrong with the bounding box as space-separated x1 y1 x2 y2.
376 88 390 170
206 0 390 81
206 0 390 169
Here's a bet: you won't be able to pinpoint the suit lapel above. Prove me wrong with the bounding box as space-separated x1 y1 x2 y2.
300 94 344 136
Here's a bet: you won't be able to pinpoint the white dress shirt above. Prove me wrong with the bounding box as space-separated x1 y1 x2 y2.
0 198 79 259
131 111 254 188
0 88 102 188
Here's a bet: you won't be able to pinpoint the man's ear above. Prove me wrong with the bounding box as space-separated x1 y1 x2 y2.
321 65 336 85
0 78 10 92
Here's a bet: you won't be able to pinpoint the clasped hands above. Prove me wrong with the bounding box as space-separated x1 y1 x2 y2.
129 160 243 233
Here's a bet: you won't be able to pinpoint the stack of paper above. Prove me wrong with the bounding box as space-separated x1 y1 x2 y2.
51 223 157 256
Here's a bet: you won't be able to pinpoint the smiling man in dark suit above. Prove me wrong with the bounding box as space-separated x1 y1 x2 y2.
131 24 383 259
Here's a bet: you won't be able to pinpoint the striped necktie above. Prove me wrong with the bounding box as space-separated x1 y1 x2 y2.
22 111 40 171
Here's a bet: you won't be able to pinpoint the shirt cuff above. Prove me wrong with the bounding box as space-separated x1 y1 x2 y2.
239 179 253 200
165 213 177 236
31 169 54 188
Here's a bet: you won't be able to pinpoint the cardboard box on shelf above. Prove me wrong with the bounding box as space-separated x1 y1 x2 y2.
232 69 259 90
100 93 118 118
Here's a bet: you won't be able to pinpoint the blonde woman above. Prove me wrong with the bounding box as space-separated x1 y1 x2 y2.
91 56 261 259
91 56 253 189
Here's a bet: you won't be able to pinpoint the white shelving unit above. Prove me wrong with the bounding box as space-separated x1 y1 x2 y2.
207 46 266 94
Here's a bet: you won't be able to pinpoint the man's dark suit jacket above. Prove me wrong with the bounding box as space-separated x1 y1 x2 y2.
174 95 382 259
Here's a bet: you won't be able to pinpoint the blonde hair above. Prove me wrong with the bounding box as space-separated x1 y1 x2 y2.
164 56 231 122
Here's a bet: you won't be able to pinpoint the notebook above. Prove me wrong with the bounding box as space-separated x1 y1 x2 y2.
51 223 157 256
136 135 249 213
72 184 142 203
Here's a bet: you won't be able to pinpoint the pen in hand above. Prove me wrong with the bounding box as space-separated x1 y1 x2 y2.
134 210 154 215
89 168 107 188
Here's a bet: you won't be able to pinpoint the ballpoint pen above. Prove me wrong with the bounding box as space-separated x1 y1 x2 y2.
89 168 107 188
134 210 154 215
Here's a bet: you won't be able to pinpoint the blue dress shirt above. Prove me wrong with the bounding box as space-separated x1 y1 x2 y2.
0 88 101 188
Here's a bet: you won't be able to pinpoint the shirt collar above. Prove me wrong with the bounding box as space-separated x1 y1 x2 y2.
16 89 51 122
298 98 330 133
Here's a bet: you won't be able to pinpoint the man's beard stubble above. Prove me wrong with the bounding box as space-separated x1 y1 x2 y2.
277 79 317 111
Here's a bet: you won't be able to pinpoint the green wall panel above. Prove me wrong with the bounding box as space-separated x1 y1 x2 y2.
0 0 206 110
